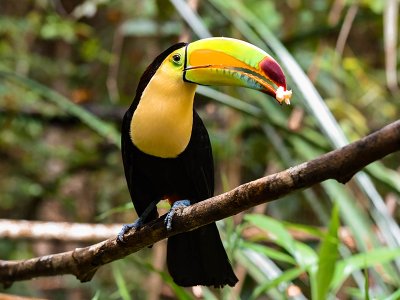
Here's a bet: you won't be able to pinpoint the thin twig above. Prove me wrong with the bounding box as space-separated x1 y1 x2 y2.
384 0 399 92
0 120 399 287
107 25 123 103
335 4 358 57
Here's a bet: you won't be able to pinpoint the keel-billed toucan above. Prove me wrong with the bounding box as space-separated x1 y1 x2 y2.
119 37 291 287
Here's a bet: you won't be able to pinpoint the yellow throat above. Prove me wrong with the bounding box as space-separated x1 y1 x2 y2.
130 62 197 158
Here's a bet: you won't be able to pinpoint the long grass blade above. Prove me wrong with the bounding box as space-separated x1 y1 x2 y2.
112 263 132 300
236 249 307 300
0 71 120 147
314 204 340 300
169 0 212 38
331 248 400 293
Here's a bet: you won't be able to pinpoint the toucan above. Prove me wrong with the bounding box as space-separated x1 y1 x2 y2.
118 37 291 288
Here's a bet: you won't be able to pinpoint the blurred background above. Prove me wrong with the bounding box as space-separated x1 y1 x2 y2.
0 0 399 299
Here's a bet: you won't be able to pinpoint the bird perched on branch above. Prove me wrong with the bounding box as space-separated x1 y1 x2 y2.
118 37 291 287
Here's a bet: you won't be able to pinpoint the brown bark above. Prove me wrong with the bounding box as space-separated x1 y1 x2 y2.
1 120 399 288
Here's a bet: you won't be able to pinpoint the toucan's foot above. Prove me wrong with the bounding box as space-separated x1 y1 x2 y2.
164 199 190 231
117 218 143 243
117 200 158 243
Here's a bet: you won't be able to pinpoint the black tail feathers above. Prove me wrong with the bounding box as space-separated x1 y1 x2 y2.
166 222 238 288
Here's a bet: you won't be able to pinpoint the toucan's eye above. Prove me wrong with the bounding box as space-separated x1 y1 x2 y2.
172 53 182 64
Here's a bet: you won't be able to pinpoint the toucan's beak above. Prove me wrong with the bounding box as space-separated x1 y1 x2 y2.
183 37 292 104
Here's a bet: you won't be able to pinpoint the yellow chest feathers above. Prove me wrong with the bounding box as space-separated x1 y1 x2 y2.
130 65 197 158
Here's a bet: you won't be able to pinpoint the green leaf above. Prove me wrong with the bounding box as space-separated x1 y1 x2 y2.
314 204 340 300
293 242 319 269
241 241 296 265
244 214 317 268
201 287 219 300
386 289 400 300
366 162 400 194
250 267 305 300
235 249 286 299
331 248 400 292
284 222 325 240
324 181 400 283
112 263 132 300
91 290 101 300
244 214 296 254
364 268 370 300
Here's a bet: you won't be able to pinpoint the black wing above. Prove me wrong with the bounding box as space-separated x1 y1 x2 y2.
121 107 159 221
179 110 214 202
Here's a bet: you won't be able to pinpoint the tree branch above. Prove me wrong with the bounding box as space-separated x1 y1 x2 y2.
0 219 359 249
1 120 399 287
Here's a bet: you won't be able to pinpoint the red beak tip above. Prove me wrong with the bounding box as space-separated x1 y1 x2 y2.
260 57 287 89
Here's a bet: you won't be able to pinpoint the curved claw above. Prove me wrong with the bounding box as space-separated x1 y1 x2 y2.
164 199 191 231
117 218 143 243
117 200 158 243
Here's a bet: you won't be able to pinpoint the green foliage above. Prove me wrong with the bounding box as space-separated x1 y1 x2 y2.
243 212 400 299
1 0 399 299
112 263 132 300
314 205 340 300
